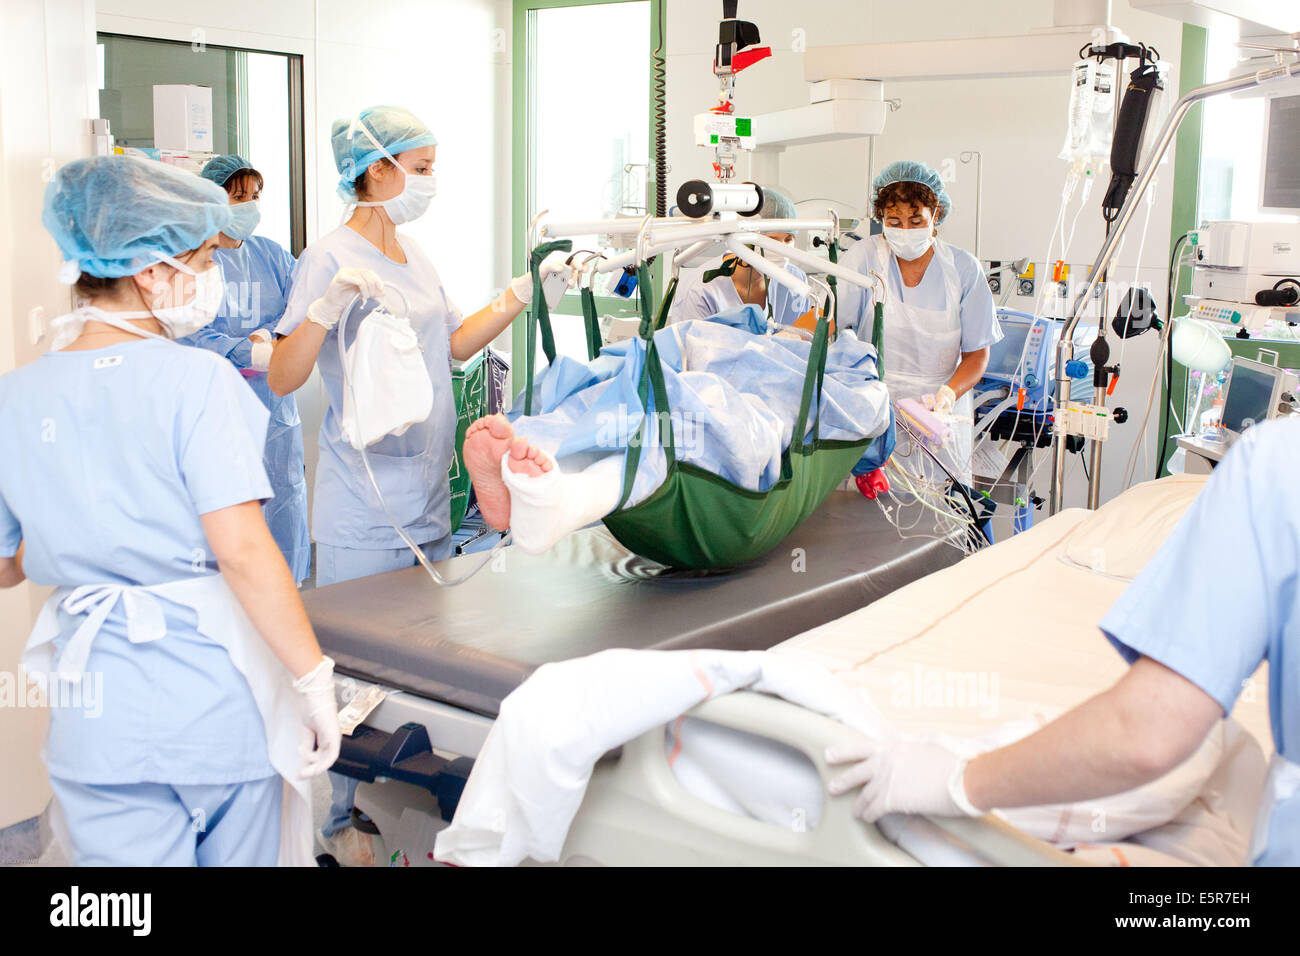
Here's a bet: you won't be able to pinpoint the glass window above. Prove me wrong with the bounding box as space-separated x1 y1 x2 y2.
1197 27 1296 224
522 1 653 360
97 34 305 253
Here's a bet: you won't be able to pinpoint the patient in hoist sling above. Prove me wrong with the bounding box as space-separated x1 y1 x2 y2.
460 290 894 568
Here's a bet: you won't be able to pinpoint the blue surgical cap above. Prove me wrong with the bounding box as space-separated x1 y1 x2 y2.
42 156 232 279
872 160 952 223
200 153 255 188
757 185 797 222
332 105 438 200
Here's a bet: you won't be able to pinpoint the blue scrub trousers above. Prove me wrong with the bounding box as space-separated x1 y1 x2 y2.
51 775 281 866
317 535 453 838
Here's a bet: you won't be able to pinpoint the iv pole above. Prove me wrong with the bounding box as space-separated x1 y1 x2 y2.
1048 56 1300 515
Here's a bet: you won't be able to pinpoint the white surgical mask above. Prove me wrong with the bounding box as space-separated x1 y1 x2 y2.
224 200 261 241
349 118 437 224
357 165 436 224
882 226 934 261
761 236 794 271
152 262 225 337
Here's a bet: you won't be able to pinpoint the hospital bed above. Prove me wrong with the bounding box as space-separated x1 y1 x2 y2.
299 492 964 852
539 476 1274 866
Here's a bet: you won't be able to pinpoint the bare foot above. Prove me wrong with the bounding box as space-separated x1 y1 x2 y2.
463 414 515 530
506 437 554 478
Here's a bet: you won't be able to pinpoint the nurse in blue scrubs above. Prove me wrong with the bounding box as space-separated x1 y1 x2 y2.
178 155 310 583
836 161 1000 488
827 418 1300 866
0 156 340 866
268 104 572 864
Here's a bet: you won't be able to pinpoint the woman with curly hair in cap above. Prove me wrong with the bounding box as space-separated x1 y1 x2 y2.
838 161 1000 488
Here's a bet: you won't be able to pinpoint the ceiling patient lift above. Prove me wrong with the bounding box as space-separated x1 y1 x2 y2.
509 3 912 570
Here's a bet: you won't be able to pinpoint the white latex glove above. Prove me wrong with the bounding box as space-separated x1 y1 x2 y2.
293 655 342 778
825 736 982 823
933 384 957 416
248 329 273 372
307 267 385 331
509 251 574 308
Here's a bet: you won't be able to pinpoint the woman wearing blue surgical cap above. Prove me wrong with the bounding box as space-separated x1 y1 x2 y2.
0 155 340 866
269 104 571 864
176 155 310 585
837 161 1000 488
666 185 816 330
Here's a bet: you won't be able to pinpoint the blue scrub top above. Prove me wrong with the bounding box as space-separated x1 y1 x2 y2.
178 236 310 581
667 259 814 328
0 338 277 784
837 236 998 349
1100 418 1300 866
278 226 463 550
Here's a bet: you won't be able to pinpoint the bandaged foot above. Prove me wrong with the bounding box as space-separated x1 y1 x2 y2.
463 414 517 530
501 441 623 555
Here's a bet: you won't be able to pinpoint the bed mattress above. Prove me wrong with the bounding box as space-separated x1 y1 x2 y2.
769 507 1272 865
303 491 963 717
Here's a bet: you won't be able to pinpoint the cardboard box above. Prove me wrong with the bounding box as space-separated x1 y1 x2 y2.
152 84 213 152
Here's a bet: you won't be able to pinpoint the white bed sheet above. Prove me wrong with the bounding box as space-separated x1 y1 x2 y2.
771 508 1271 750
761 508 1273 865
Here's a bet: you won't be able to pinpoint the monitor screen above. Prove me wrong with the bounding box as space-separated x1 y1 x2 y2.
985 321 1030 380
1223 362 1277 434
1262 94 1300 212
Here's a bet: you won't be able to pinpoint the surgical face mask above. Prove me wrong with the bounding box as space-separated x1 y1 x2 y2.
157 264 224 336
358 165 436 224
52 256 222 348
346 114 437 224
882 226 935 261
762 237 794 271
224 200 261 241
133 253 224 338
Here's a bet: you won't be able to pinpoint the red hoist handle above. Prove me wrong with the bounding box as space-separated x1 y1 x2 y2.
731 46 772 74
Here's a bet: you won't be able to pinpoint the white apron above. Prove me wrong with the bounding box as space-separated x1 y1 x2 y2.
23 574 315 867
1248 752 1300 865
866 234 974 487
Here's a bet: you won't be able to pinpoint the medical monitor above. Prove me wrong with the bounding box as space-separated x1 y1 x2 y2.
1221 357 1295 438
1261 94 1300 216
985 317 1031 382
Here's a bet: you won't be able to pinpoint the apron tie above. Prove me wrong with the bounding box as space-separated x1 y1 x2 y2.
34 585 168 684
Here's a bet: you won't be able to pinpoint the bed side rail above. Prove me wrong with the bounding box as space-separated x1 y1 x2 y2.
560 690 1087 866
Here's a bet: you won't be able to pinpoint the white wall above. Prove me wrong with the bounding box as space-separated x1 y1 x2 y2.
0 0 100 835
663 0 1191 514
0 0 512 832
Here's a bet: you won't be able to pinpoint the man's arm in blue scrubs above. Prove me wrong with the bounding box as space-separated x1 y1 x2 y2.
963 422 1293 811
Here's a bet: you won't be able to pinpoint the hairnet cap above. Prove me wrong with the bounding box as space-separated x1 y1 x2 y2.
332 105 438 200
42 156 232 279
200 154 254 187
756 185 797 223
872 160 952 223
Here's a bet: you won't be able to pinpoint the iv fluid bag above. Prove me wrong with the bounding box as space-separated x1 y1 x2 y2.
1060 59 1116 167
1139 61 1172 170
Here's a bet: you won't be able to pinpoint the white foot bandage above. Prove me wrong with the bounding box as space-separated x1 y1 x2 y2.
500 452 623 555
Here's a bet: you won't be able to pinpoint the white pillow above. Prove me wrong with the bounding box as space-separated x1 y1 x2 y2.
1060 475 1210 581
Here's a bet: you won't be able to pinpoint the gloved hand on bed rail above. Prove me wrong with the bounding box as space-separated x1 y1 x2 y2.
825 737 983 822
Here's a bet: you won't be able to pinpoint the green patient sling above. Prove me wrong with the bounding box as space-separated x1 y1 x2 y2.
520 241 882 570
